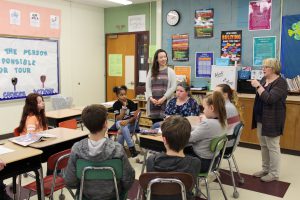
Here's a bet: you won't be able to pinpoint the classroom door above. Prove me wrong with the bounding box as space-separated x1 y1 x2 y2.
106 33 136 101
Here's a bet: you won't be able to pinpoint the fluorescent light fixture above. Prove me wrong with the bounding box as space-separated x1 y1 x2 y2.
108 0 133 5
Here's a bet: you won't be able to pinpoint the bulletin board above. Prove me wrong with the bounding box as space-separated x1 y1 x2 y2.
0 36 59 101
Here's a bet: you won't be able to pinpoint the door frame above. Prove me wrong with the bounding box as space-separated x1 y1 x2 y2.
105 31 149 101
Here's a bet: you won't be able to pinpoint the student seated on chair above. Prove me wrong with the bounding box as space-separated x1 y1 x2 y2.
146 116 201 200
109 85 138 157
16 93 48 135
64 104 135 200
151 82 201 129
214 84 241 148
186 91 227 173
0 159 12 200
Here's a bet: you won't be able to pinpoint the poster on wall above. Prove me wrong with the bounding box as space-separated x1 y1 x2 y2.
174 66 191 84
248 0 272 31
194 9 214 38
128 15 145 32
195 52 213 78
0 37 59 101
281 14 300 78
108 54 122 76
220 30 242 65
172 34 189 61
253 36 276 66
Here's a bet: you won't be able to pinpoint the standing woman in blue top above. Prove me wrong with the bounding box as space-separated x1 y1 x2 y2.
250 58 288 182
145 49 177 124
111 85 138 157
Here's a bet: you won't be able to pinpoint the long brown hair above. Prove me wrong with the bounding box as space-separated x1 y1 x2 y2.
204 91 227 128
217 84 243 121
17 93 47 133
151 49 168 78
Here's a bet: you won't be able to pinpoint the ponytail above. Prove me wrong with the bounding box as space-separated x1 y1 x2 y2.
205 91 227 128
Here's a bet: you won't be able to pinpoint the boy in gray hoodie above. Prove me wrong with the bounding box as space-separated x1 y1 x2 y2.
146 116 201 200
64 104 135 200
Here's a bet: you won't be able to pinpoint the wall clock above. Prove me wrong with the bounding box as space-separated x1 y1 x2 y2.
166 10 180 26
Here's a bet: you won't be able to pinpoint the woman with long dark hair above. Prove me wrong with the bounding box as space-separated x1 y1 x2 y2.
17 93 47 134
145 49 177 124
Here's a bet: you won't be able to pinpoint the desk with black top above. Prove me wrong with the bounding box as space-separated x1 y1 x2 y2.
0 141 43 200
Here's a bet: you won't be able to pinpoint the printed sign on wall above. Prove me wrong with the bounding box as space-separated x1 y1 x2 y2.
220 30 242 65
0 37 59 101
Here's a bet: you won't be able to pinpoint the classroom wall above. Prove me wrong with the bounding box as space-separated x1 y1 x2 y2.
104 1 157 45
0 0 105 134
162 0 300 87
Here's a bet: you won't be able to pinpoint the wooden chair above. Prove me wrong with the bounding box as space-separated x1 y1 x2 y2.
76 159 127 200
138 172 194 200
196 135 228 200
58 118 77 129
23 149 75 200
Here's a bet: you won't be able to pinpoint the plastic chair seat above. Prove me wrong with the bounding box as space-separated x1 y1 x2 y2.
24 175 65 196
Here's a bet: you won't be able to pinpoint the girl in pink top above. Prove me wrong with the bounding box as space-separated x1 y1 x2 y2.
17 93 48 135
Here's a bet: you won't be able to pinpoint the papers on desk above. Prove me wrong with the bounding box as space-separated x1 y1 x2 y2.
140 129 161 135
9 133 57 146
0 146 14 155
101 101 115 108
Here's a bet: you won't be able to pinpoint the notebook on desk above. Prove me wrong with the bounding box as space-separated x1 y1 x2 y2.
9 133 56 146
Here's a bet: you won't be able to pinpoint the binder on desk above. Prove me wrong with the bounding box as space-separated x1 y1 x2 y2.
9 133 56 146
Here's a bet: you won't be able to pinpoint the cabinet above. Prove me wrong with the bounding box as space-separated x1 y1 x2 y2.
133 99 152 127
239 95 300 151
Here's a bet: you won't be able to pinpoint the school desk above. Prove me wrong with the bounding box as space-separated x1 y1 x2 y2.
46 109 82 127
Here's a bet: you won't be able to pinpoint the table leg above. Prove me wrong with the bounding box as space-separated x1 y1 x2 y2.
33 169 42 200
38 167 45 200
12 176 16 200
141 149 148 174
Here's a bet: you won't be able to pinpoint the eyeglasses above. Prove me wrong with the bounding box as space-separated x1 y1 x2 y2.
262 66 272 69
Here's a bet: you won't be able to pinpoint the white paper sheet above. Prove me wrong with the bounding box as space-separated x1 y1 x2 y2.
0 146 14 155
125 56 135 89
139 70 147 83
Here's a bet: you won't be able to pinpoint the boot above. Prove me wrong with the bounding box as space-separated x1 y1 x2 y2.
129 146 139 158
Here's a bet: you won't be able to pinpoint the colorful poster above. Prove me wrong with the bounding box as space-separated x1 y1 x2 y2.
174 66 191 84
172 34 189 61
195 52 213 78
253 36 276 66
108 54 122 76
281 14 300 78
194 9 214 38
0 37 59 101
249 0 272 31
220 30 242 65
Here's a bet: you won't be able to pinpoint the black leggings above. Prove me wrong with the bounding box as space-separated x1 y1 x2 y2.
184 146 212 173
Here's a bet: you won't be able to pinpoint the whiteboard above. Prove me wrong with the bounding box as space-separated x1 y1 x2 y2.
0 37 59 101
211 65 238 90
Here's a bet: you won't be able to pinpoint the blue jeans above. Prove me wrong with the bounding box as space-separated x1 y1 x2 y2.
116 121 135 148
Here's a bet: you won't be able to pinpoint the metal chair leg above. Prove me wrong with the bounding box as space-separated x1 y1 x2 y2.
214 171 228 200
232 155 244 184
228 159 239 198
204 178 210 200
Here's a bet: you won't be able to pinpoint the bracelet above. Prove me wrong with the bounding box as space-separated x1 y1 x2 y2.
256 85 261 89
122 106 127 110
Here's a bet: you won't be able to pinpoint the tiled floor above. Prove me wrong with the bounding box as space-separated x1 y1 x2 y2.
5 135 300 200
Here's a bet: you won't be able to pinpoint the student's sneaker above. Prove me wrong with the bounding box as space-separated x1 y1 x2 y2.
261 174 279 182
129 146 139 158
253 170 268 178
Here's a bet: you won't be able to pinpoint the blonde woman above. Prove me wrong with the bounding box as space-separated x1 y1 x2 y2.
250 58 288 182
